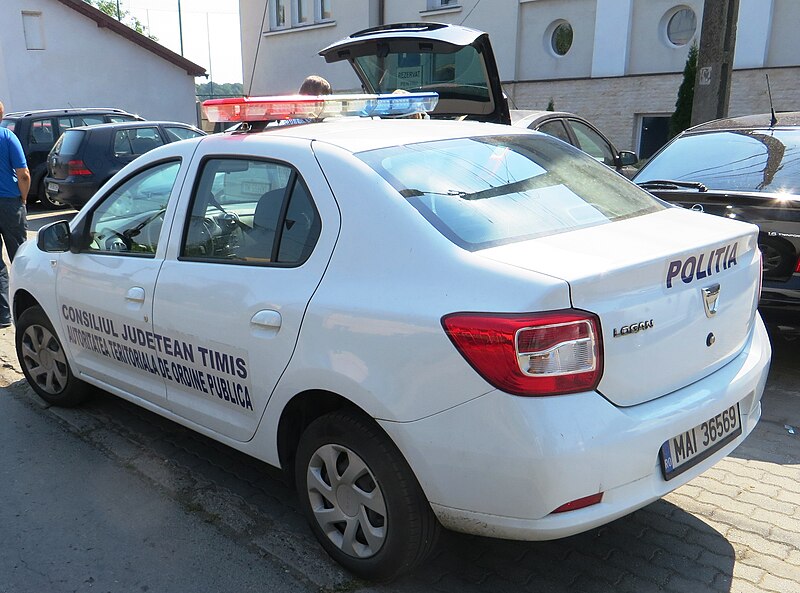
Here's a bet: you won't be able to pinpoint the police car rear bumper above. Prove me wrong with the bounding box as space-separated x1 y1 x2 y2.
379 315 770 541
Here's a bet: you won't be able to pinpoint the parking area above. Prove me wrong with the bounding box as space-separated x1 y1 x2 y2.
0 305 797 592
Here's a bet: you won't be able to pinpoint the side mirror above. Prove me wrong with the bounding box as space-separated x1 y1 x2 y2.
618 150 639 166
37 220 72 252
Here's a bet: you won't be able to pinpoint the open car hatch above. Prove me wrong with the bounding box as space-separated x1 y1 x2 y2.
319 22 510 124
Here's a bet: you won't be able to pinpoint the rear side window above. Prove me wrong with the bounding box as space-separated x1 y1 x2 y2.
54 130 85 156
163 126 204 141
359 134 663 251
28 119 54 145
108 115 138 123
114 127 165 156
0 120 15 132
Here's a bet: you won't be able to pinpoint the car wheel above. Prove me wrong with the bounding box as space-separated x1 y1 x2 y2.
16 306 88 406
295 410 440 581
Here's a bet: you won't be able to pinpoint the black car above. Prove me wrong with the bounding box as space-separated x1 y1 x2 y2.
511 110 639 177
634 112 800 328
0 107 143 207
45 121 205 209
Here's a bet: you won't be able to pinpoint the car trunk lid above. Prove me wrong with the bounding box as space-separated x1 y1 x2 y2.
48 129 87 180
479 208 761 406
319 22 510 124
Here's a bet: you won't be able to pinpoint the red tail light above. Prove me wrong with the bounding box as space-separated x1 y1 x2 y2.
795 255 800 274
441 309 603 396
68 160 92 176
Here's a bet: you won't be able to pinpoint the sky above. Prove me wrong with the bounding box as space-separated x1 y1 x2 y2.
121 0 243 84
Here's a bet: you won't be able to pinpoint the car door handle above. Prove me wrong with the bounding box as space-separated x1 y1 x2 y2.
125 287 146 303
251 310 282 330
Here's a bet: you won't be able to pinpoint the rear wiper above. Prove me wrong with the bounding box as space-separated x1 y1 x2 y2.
637 179 708 192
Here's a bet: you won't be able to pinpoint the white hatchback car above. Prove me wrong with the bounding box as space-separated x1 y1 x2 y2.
11 94 770 581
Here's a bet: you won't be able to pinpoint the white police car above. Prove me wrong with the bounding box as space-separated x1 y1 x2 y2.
11 94 770 581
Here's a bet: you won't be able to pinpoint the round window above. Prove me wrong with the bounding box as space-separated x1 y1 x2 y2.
551 21 573 56
666 7 697 46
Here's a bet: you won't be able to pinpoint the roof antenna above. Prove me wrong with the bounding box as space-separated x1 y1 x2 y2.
766 73 778 127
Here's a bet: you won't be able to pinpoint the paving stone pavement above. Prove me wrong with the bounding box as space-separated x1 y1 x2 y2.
0 322 798 592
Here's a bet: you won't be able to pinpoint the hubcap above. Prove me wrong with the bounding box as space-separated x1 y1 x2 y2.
306 444 387 558
21 324 69 394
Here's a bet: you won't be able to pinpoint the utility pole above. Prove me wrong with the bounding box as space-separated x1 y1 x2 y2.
115 0 121 20
178 0 184 56
691 0 740 125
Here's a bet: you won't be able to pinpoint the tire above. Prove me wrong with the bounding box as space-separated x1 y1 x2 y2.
40 179 67 210
295 411 440 581
15 306 88 407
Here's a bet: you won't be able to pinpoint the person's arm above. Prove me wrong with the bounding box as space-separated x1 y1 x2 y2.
16 167 30 205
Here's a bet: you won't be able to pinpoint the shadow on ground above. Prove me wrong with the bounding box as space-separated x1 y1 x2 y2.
42 387 735 593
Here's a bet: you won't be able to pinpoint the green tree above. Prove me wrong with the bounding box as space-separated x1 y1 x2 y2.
196 82 244 99
669 43 698 138
546 98 555 111
83 0 156 40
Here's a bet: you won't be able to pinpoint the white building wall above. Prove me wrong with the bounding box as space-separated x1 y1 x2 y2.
1 0 199 124
240 0 799 152
767 0 800 67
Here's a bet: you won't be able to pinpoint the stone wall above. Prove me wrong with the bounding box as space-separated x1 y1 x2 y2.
504 66 799 152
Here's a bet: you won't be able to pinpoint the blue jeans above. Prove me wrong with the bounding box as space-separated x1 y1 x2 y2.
0 198 28 323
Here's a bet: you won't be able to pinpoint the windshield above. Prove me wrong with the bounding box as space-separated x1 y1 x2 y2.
359 134 664 251
354 44 490 103
636 129 800 194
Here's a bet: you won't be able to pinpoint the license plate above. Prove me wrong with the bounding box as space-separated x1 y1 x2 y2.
660 403 742 480
47 182 59 193
242 181 268 195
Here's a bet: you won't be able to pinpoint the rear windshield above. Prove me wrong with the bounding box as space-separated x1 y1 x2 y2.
53 130 85 156
358 134 663 251
636 129 800 194
0 119 14 132
354 44 490 103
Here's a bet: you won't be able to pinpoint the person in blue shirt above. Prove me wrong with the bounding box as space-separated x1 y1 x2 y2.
0 101 30 328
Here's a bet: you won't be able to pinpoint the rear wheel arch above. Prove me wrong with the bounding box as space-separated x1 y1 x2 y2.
277 389 364 481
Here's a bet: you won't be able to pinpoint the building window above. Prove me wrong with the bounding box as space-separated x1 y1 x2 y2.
272 0 288 28
294 0 308 24
548 21 573 56
317 0 332 21
427 0 459 9
22 11 45 50
665 7 697 46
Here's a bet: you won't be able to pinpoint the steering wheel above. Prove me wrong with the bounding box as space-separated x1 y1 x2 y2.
99 228 131 252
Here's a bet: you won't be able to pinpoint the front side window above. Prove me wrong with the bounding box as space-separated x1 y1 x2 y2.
636 129 800 193
84 161 180 255
359 134 663 251
569 120 615 167
181 158 320 265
